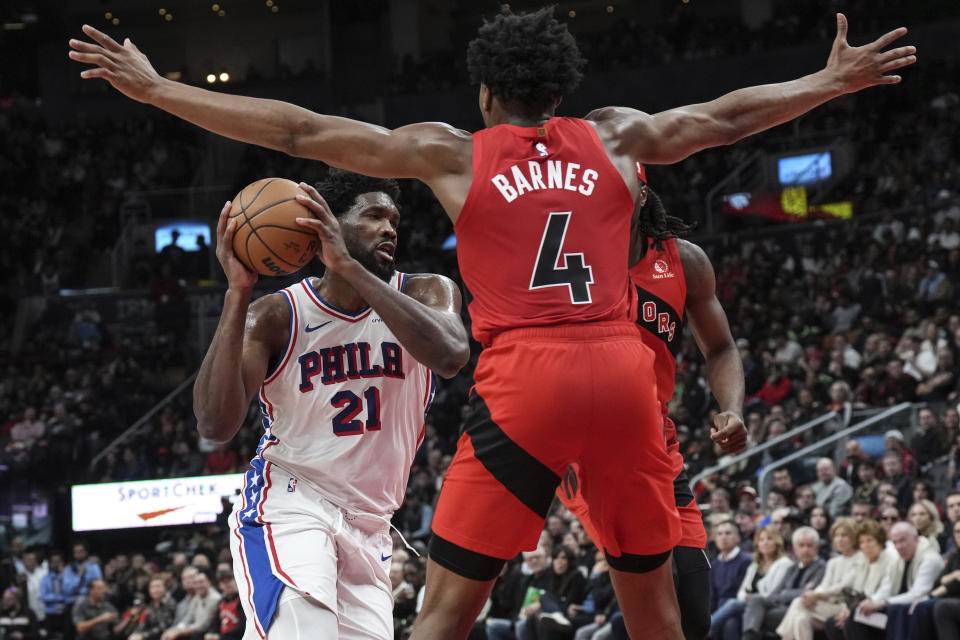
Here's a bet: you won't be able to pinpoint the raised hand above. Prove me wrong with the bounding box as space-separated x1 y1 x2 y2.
68 25 163 103
293 183 353 272
825 13 917 93
215 201 258 292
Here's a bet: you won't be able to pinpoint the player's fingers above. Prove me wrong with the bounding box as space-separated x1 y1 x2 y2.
217 201 231 236
871 26 908 51
834 13 848 45
68 50 113 69
879 56 917 73
878 45 916 62
79 68 111 80
294 217 330 238
81 24 125 52
877 74 903 85
124 37 142 54
296 183 334 219
68 39 106 54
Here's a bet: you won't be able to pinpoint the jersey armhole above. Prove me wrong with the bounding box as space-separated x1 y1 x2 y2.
579 118 635 212
263 289 298 385
453 130 484 233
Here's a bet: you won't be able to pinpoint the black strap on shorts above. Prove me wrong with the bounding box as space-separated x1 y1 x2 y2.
428 533 505 582
605 548 671 574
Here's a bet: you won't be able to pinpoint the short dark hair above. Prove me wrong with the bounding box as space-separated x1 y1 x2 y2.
467 6 585 116
314 169 400 218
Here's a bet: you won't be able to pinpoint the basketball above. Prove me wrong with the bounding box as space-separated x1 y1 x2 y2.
228 177 319 276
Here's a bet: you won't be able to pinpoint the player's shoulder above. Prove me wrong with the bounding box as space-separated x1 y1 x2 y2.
584 106 655 151
675 239 715 293
248 289 293 331
400 272 462 308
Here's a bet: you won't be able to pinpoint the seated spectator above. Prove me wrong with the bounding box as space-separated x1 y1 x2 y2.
567 551 616 640
884 431 918 478
945 491 960 553
808 507 833 560
486 548 548 640
917 348 957 405
39 552 70 638
822 519 893 640
73 579 118 640
203 567 243 640
840 440 868 488
793 485 817 516
172 568 199 625
706 489 733 530
878 505 903 542
776 518 863 640
845 522 941 640
926 519 960 640
876 359 917 406
0 586 39 640
516 547 586 639
733 510 758 553
393 490 433 544
911 408 943 468
772 469 796 504
161 571 220 640
17 551 47 623
709 521 752 615
129 576 176 640
812 458 853 518
710 526 791 640
880 451 914 510
850 500 874 524
740 527 827 640
908 499 945 553
65 542 103 605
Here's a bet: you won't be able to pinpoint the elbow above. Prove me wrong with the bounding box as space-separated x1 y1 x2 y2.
283 116 318 158
435 343 471 379
195 418 235 445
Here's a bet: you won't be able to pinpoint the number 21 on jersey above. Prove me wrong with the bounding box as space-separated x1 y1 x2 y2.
529 212 594 304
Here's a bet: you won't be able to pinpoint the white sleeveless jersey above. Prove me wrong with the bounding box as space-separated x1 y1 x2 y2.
252 272 435 518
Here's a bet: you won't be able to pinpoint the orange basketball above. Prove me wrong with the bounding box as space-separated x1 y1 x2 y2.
228 177 318 276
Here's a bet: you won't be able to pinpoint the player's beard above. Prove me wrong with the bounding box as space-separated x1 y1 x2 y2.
344 234 395 283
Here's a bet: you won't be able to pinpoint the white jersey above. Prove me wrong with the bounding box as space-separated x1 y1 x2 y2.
252 272 435 517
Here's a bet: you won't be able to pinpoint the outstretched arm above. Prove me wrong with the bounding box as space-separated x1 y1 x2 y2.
678 240 747 454
68 26 469 183
597 14 916 164
294 185 470 379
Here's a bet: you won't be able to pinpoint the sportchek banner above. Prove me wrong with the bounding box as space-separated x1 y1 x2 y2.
71 474 244 531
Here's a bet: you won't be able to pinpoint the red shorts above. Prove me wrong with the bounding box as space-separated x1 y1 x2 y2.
559 418 707 551
431 322 681 568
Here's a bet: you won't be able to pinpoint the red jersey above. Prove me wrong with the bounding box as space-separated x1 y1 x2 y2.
629 238 686 437
455 117 635 346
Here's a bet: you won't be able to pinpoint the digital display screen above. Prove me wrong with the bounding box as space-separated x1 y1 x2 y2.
155 221 212 252
71 474 244 531
777 152 832 185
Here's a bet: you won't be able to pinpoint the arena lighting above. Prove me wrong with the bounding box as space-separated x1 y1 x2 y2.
206 73 217 83
159 8 166 16
218 9 226 16
606 5 615 13
112 17 120 25
104 12 112 19
271 5 279 12
212 3 220 10
219 72 230 82
3 22 26 30
266 0 274 6
164 13 173 21
568 10 576 18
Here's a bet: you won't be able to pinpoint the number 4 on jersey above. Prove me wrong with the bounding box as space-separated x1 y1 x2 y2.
529 212 594 304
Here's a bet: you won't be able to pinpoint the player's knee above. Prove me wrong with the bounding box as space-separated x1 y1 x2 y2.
682 608 710 640
605 549 671 573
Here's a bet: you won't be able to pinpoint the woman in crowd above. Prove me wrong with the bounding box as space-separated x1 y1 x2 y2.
808 506 833 560
776 518 863 640
822 520 894 640
710 526 792 640
518 547 587 640
878 505 902 543
909 499 944 552
128 576 176 640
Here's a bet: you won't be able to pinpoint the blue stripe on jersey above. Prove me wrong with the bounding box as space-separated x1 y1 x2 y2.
305 277 371 318
237 462 284 632
425 372 437 417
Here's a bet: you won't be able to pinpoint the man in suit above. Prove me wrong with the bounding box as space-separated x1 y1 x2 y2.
741 527 827 640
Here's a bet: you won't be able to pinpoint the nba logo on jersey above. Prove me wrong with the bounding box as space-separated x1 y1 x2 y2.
287 477 298 493
535 142 548 157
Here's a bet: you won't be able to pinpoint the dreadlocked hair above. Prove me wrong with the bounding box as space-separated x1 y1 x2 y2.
466 6 585 118
314 168 400 218
637 188 698 253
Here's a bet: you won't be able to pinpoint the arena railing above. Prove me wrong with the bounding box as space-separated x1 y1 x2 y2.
689 407 846 494
755 401 917 506
87 370 198 472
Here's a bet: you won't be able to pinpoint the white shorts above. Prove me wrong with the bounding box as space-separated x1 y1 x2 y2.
229 459 394 639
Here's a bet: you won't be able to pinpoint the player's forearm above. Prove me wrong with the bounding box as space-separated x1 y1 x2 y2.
338 262 469 378
678 70 845 152
149 78 316 156
705 345 745 415
194 288 253 442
